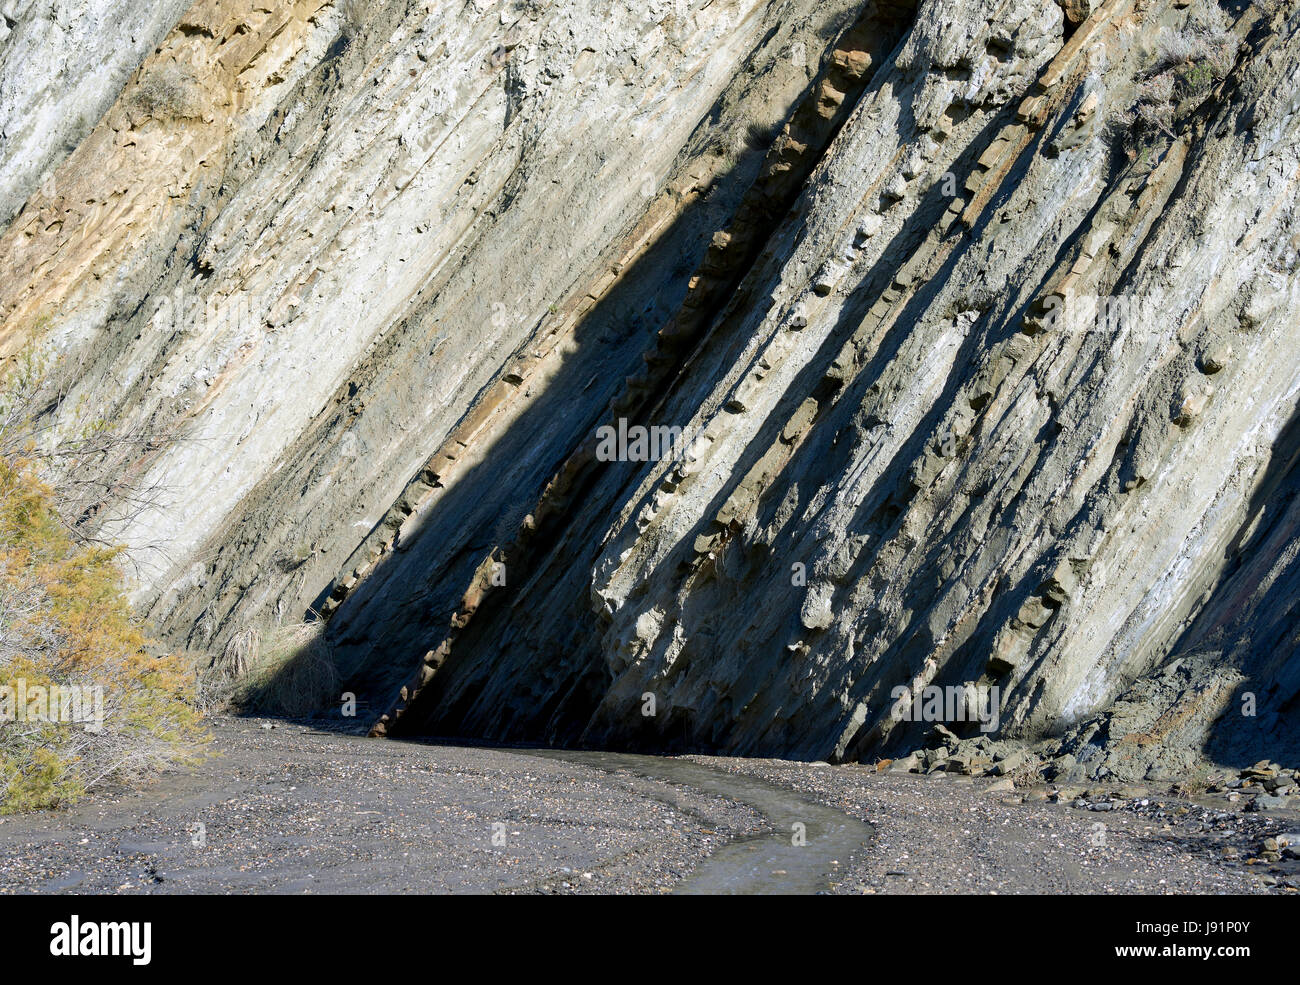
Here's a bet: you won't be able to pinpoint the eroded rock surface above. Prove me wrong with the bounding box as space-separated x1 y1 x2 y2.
3 0 1298 779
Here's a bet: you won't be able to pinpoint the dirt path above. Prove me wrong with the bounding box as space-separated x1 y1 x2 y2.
519 749 872 894
691 757 1295 894
1 717 1293 894
0 718 763 894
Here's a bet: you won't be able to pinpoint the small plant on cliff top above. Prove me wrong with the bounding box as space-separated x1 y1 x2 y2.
131 63 204 121
1112 24 1234 152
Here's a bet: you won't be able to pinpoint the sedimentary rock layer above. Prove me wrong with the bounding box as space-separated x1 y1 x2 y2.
1 0 861 691
379 0 1300 773
4 0 1298 775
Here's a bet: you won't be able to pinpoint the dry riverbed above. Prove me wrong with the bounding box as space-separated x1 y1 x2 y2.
0 717 1295 894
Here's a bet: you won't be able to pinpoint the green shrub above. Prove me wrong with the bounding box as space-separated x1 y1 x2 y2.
0 360 207 814
1111 24 1235 152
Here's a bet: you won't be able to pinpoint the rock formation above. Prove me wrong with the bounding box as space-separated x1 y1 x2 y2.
2 0 1298 780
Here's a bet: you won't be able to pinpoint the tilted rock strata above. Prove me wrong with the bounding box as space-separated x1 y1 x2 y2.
3 0 1298 776
0 0 863 703
386 0 1300 775
0 0 194 229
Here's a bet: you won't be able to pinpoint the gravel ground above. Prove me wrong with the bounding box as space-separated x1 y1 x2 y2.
3 717 1296 894
690 757 1300 894
0 717 763 895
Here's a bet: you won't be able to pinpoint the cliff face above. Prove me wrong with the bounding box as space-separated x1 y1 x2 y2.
0 0 862 654
0 0 195 227
3 0 1298 776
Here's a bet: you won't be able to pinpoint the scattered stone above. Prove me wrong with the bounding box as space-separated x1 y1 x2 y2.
946 753 992 775
1242 761 1280 780
1247 794 1289 812
994 749 1028 775
1046 755 1077 781
812 260 846 295
1199 343 1232 374
1174 383 1212 426
925 724 959 749
787 301 809 329
889 753 920 773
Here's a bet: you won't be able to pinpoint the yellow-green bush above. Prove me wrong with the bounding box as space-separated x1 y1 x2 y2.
0 439 207 813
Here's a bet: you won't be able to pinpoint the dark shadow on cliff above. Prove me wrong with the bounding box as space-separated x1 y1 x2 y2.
306 152 763 718
348 1 924 751
389 11 1030 759
1173 400 1300 769
252 4 868 735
